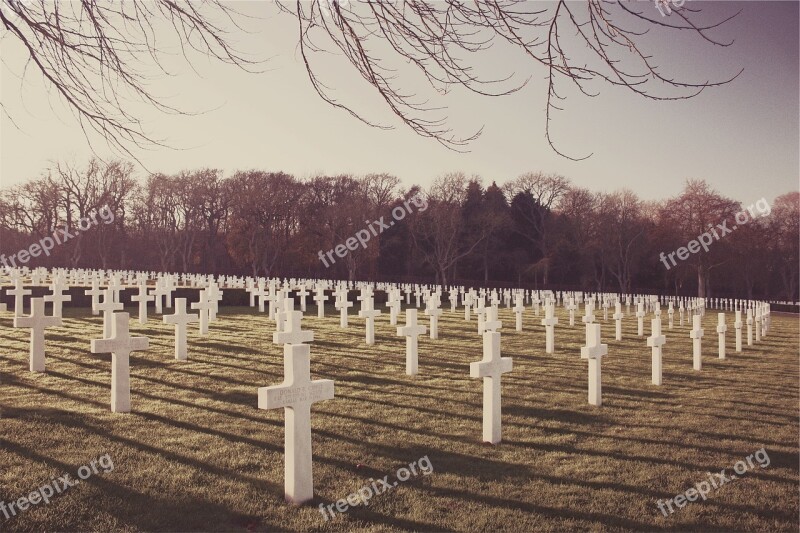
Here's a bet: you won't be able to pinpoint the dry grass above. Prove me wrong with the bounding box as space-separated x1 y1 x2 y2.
1 300 798 532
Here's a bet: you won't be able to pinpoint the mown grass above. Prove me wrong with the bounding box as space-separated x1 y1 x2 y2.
1 298 798 532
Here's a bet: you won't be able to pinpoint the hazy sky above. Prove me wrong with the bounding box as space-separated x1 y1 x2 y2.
1 1 797 204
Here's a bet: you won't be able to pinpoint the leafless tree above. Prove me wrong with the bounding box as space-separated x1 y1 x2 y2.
409 172 487 285
0 0 261 160
278 0 741 157
1 0 740 159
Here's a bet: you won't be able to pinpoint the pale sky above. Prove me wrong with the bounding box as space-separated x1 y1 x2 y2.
1 1 797 204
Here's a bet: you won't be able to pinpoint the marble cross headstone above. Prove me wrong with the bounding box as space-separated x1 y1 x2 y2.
636 302 645 336
541 302 558 354
44 282 71 318
483 306 502 333
335 289 353 328
746 308 753 346
254 285 269 313
97 288 124 337
163 298 199 360
425 296 443 340
668 302 674 329
567 297 577 326
257 344 334 504
469 330 512 444
754 307 762 342
613 302 623 341
131 283 154 325
513 295 524 332
13 298 62 372
85 279 103 315
734 310 743 352
149 282 167 314
191 289 212 335
358 295 381 345
296 285 309 313
7 279 32 318
274 306 314 346
313 286 328 318
91 312 149 413
582 300 595 325
690 314 704 370
647 317 666 385
397 309 426 375
716 313 727 359
580 324 608 406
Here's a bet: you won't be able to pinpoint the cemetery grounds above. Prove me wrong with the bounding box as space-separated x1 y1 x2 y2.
1 302 798 532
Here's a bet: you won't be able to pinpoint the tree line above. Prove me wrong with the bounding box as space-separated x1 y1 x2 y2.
0 159 797 301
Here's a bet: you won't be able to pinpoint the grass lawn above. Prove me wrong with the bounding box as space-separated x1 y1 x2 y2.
1 301 798 532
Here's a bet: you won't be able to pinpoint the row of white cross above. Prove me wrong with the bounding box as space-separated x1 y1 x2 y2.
1 267 774 506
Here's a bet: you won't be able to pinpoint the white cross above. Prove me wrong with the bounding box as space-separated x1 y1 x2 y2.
716 313 727 359
397 309 426 375
580 323 607 406
449 288 458 312
313 286 328 318
296 285 310 312
386 293 401 326
541 303 558 354
566 298 577 326
149 283 168 314
191 290 212 335
690 314 704 370
44 282 72 318
746 308 753 346
91 312 149 413
274 308 314 346
647 317 666 385
206 284 223 321
613 302 624 341
424 295 443 339
84 280 104 315
470 330 512 444
163 298 199 360
734 310 743 352
254 285 269 313
162 277 176 309
131 283 154 325
335 289 353 328
107 277 125 304
97 288 124 337
484 306 502 333
636 302 645 336
7 279 32 318
582 300 595 325
667 302 674 329
13 298 62 372
258 344 334 504
358 296 382 345
513 296 525 331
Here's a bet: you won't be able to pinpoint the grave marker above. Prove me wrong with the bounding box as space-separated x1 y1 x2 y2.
469 331 512 444
91 312 149 413
258 344 334 504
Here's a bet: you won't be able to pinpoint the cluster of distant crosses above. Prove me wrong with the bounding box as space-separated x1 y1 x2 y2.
1 266 772 504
